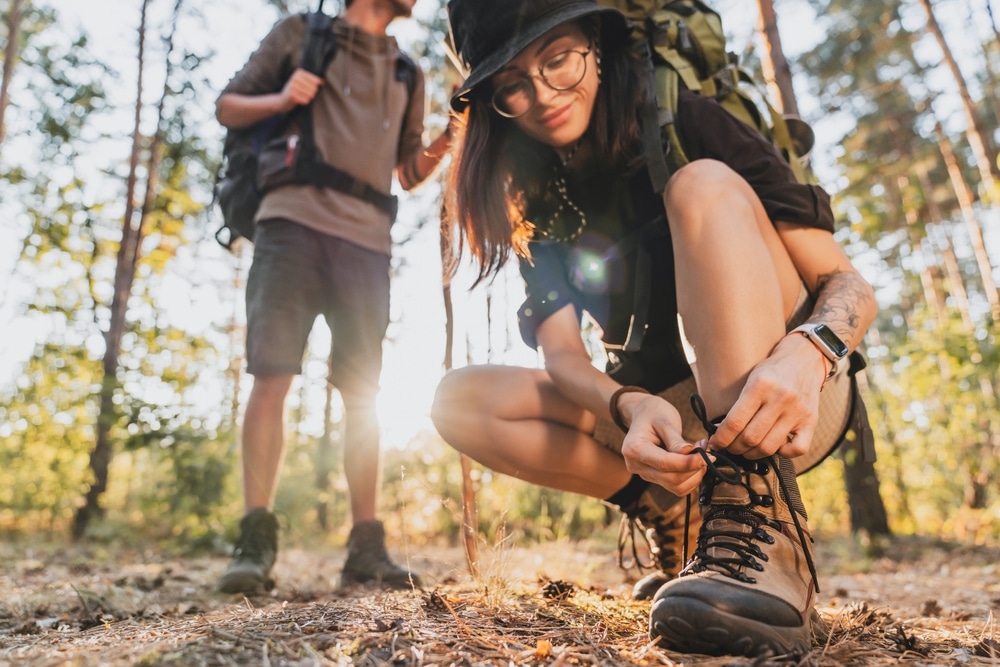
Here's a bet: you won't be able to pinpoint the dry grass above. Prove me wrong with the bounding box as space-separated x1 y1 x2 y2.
0 535 997 666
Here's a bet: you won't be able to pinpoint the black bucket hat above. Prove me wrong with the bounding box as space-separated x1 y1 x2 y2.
447 0 629 112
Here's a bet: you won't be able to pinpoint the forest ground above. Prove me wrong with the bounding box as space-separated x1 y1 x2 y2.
0 532 998 666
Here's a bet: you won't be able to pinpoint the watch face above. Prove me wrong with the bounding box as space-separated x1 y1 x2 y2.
813 324 848 358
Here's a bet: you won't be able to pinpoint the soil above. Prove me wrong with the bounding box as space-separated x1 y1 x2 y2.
0 535 997 666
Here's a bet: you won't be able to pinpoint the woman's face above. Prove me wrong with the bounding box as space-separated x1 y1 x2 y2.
489 21 598 150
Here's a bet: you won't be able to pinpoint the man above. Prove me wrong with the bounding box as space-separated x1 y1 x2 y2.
214 0 450 594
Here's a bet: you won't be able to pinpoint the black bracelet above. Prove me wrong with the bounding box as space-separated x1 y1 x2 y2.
609 385 650 433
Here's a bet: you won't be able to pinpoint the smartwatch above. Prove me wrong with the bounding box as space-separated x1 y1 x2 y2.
789 323 849 379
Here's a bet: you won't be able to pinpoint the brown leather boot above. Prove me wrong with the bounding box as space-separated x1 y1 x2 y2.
340 520 422 589
216 508 279 594
631 498 704 600
649 451 819 657
619 485 703 600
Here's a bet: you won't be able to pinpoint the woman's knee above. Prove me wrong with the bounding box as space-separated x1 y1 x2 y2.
431 366 488 435
663 159 755 226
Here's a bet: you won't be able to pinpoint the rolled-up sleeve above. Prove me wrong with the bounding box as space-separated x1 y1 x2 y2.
517 242 581 349
220 16 301 99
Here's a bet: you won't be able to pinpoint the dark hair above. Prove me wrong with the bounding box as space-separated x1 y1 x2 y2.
444 17 646 284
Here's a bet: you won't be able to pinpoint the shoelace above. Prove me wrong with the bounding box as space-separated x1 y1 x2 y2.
617 515 656 571
616 510 681 572
683 395 820 592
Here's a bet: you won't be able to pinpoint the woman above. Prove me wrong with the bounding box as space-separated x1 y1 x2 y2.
432 0 877 657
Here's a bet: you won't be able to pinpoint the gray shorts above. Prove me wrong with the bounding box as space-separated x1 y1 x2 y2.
245 219 390 401
593 285 852 475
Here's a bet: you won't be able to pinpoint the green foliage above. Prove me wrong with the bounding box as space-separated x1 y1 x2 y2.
866 306 1000 541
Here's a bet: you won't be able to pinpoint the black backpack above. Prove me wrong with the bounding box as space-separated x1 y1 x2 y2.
214 9 417 250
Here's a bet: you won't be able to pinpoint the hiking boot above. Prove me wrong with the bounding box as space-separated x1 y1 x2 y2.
631 498 703 601
649 450 819 657
619 484 702 601
216 508 279 594
340 520 421 589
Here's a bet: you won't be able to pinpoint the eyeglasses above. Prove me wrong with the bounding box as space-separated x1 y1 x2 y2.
491 47 592 118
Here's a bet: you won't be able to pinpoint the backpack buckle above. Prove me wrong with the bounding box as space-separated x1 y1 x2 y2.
713 64 738 98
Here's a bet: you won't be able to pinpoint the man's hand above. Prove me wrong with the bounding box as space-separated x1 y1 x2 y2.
619 394 710 497
279 68 323 113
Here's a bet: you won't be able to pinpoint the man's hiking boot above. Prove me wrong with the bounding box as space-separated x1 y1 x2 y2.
619 484 702 601
649 449 819 657
216 508 279 594
340 520 421 589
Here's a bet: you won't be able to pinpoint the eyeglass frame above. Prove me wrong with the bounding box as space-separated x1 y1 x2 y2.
490 44 594 119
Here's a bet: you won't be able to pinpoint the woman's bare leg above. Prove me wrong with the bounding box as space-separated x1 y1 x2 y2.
663 159 802 419
431 364 632 498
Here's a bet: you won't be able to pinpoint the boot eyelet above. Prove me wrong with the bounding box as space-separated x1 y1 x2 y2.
759 495 774 507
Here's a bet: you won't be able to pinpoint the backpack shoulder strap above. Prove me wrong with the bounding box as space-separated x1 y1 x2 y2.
301 12 337 76
395 51 418 99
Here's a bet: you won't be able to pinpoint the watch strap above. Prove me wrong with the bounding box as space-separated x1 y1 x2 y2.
789 324 846 380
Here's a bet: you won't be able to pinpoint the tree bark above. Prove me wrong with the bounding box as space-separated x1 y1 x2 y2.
933 119 1000 320
316 370 341 531
440 209 478 576
916 166 974 329
74 0 185 538
842 374 891 537
755 0 799 116
0 0 23 153
918 0 999 190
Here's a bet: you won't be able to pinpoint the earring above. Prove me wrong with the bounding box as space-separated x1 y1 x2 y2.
595 43 603 81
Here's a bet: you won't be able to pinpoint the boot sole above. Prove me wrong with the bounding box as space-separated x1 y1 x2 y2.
340 571 420 590
650 596 812 657
216 571 275 595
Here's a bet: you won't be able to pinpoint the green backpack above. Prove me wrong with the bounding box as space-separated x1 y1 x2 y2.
598 0 813 192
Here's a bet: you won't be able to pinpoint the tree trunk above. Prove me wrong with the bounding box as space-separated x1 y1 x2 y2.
755 0 799 116
842 374 891 537
315 372 340 531
441 211 478 576
894 174 948 328
842 440 891 536
970 7 1000 129
73 0 151 540
0 0 23 153
916 165 974 329
918 0 999 190
933 119 1000 319
74 0 185 538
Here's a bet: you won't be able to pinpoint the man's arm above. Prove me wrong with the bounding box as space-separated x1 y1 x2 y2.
396 123 453 191
216 68 323 129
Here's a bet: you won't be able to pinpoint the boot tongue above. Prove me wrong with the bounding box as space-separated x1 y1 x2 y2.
701 454 790 519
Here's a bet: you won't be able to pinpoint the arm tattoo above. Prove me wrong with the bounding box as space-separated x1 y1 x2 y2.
812 269 875 348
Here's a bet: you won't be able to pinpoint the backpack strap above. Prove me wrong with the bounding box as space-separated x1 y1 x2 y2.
286 11 403 220
609 213 670 352
301 11 337 75
635 38 674 195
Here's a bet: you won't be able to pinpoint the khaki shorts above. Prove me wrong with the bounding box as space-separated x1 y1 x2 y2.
593 286 852 475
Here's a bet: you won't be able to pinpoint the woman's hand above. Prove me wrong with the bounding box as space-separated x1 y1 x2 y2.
709 332 827 460
619 393 711 497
